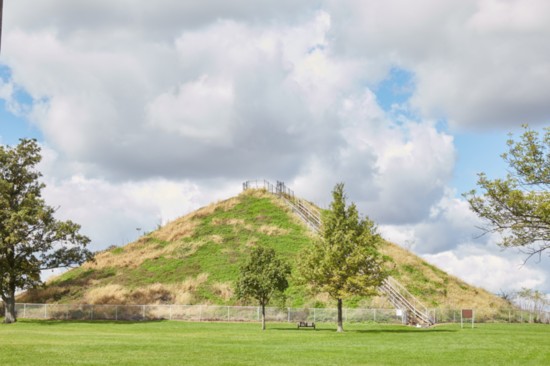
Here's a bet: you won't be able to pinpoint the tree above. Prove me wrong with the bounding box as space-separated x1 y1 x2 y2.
465 126 550 261
299 183 388 332
0 139 92 323
235 245 290 330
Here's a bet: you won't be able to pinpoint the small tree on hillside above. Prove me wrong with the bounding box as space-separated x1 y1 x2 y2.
299 183 388 332
465 126 550 261
235 246 291 330
0 139 93 323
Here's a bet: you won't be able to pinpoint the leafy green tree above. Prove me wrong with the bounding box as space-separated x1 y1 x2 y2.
299 183 388 332
235 245 290 330
0 139 92 323
465 126 550 261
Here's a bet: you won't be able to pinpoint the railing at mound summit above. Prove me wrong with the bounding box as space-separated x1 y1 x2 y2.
243 179 435 327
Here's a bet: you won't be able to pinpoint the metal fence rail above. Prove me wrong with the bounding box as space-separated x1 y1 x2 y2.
12 303 550 324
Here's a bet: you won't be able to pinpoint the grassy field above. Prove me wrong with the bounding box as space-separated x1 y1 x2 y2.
1 320 549 365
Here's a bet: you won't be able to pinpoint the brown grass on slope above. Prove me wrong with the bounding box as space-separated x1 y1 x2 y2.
379 241 510 311
82 274 209 305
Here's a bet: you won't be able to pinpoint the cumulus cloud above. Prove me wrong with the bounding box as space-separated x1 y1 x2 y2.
326 0 550 129
2 0 549 293
423 247 547 293
41 173 240 251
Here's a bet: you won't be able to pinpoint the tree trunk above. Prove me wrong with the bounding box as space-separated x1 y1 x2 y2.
261 304 266 330
3 294 17 324
337 298 343 332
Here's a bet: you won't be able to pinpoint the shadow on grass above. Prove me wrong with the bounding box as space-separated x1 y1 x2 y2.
269 326 457 334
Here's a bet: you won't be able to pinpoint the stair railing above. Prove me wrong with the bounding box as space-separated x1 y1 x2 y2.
243 179 434 326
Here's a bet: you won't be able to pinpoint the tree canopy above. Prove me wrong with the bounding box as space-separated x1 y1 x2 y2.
299 183 388 332
465 126 550 261
235 245 290 330
0 139 92 323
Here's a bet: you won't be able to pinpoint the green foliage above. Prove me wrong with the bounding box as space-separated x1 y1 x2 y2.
299 183 388 331
236 246 290 306
0 139 92 323
465 126 550 260
300 183 388 300
236 246 290 329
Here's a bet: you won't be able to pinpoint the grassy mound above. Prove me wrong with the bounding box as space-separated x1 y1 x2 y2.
20 189 510 313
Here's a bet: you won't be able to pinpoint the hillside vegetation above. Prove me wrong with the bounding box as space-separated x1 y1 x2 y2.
21 189 510 313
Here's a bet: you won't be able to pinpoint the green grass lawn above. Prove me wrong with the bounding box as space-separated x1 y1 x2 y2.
1 320 549 365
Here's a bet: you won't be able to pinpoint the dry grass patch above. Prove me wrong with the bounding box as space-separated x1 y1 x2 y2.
178 273 209 293
257 224 290 236
245 237 259 247
81 274 210 305
175 239 208 258
174 292 194 305
188 196 241 220
212 218 245 226
154 218 198 242
84 239 179 270
84 284 130 305
130 283 174 304
210 235 224 244
212 218 254 232
212 282 234 301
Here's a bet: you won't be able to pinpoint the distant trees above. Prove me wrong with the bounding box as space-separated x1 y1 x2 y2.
235 246 290 330
0 139 93 323
515 288 549 321
465 126 550 261
299 183 388 332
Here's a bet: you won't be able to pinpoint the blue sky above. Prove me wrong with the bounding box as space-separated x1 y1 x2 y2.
1 0 548 294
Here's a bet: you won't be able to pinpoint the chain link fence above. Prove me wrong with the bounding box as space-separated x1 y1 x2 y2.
11 303 550 324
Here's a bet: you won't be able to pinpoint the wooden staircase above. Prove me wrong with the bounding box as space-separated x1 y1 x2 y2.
243 179 435 327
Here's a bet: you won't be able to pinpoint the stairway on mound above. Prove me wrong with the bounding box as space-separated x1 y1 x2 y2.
243 179 435 327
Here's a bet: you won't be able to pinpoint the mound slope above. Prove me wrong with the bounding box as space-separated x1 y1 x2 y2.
21 189 509 312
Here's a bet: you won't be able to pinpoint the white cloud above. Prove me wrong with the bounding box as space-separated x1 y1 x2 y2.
41 173 240 251
2 0 548 294
147 76 235 144
326 0 550 129
423 248 547 293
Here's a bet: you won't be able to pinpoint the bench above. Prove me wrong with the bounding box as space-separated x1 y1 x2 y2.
297 321 315 329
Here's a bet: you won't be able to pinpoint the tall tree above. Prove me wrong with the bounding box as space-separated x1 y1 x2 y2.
235 245 290 330
299 183 388 332
465 126 550 261
0 139 92 323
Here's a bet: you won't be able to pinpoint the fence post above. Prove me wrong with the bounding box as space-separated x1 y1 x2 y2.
91 305 94 320
44 304 48 319
23 303 27 318
115 306 118 321
142 305 145 320
227 306 230 321
288 308 291 323
199 305 202 322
